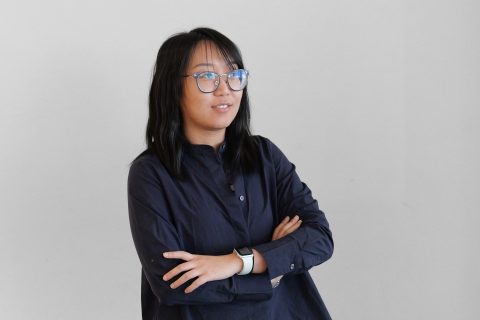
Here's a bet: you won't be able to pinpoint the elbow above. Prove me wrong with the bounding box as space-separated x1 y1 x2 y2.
159 292 188 306
150 280 233 306
142 271 194 306
152 285 197 306
313 227 334 264
325 232 334 261
322 227 334 262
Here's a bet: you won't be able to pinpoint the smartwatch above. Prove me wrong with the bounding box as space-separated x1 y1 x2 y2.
234 247 254 275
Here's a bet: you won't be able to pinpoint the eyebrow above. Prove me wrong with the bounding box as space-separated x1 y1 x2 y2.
191 63 215 69
191 62 239 70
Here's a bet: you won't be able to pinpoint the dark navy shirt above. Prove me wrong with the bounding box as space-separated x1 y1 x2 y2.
128 135 334 320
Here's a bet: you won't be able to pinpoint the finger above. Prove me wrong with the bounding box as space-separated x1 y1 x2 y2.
285 217 301 229
272 217 290 240
277 218 301 238
185 276 208 293
163 251 194 261
170 269 201 289
278 216 290 226
279 215 299 233
163 261 195 281
283 220 302 234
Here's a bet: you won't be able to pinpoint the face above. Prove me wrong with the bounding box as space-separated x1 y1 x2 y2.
180 41 243 141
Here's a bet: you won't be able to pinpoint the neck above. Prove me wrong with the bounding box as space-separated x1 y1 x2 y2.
184 128 226 151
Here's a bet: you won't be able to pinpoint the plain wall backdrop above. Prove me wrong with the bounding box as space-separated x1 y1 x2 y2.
1 0 479 319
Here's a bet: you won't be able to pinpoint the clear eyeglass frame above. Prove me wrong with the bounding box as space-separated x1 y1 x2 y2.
183 69 249 93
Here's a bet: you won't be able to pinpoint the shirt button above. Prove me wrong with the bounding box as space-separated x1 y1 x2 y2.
239 195 245 201
290 263 295 270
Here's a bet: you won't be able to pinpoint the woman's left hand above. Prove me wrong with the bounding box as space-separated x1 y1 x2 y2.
162 251 242 293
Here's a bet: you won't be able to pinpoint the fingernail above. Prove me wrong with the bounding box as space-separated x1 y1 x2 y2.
163 252 168 257
170 283 175 289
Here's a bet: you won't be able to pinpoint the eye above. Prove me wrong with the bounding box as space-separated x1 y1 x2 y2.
229 69 246 79
198 71 217 80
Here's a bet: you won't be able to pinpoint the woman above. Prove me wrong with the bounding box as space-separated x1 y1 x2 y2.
128 27 334 320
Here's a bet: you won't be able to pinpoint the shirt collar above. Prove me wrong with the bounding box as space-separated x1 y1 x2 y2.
182 139 227 156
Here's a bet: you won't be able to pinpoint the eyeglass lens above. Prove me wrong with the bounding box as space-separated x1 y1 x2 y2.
196 69 248 93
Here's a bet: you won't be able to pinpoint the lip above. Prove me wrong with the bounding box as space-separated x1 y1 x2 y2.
211 103 233 113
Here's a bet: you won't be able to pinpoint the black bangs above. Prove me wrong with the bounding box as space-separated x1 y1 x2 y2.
191 28 244 70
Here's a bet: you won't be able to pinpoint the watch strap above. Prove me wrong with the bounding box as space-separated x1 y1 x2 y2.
234 247 254 275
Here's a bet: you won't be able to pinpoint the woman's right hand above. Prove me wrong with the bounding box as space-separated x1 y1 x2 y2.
272 215 302 241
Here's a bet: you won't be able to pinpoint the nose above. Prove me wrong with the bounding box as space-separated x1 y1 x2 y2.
214 74 230 95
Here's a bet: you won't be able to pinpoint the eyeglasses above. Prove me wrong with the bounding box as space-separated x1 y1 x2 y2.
184 69 249 93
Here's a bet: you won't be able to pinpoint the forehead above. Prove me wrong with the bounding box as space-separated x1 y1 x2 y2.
187 41 235 70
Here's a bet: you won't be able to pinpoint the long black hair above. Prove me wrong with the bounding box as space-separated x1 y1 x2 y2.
142 27 258 178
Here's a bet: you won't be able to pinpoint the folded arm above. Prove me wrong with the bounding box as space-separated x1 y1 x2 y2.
128 159 272 305
253 137 334 279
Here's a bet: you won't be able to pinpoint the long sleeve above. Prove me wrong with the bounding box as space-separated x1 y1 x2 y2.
128 157 273 306
253 137 334 279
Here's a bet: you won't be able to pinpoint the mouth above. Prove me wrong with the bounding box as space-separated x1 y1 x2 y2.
212 103 233 110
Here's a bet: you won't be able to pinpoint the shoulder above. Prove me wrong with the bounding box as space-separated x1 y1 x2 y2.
130 149 159 171
251 135 291 167
128 150 171 186
250 135 299 184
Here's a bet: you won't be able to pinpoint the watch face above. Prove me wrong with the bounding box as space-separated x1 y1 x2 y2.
237 247 253 256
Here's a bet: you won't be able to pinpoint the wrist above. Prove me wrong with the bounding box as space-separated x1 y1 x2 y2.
230 251 243 274
251 249 267 274
234 247 254 275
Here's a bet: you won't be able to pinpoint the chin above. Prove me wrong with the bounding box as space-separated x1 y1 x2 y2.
211 119 235 130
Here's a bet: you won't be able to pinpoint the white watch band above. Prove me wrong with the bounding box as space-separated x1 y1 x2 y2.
234 248 254 275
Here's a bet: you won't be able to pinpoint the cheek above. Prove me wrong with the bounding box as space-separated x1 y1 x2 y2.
233 91 243 105
181 79 204 105
181 86 203 110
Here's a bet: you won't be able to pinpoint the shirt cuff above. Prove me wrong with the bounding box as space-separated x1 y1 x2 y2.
253 236 304 279
232 272 272 301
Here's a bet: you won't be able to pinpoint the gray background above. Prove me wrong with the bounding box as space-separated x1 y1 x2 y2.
1 0 479 319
